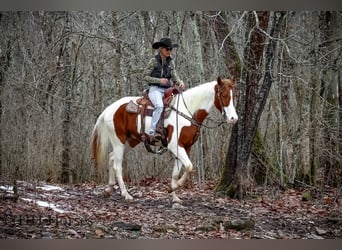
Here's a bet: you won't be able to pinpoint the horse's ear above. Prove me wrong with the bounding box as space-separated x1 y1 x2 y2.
217 77 223 86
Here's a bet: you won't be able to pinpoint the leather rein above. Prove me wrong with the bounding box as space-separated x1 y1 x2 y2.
170 87 227 129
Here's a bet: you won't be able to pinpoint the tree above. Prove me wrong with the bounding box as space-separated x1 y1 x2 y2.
0 13 7 178
60 12 73 183
0 11 341 190
216 11 286 198
318 11 341 186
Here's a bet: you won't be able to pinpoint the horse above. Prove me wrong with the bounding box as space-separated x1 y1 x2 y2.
90 77 238 203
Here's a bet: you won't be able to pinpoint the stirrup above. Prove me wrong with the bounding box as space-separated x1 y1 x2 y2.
142 134 168 155
151 132 162 141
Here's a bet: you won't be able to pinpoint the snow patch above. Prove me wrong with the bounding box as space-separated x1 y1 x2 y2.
37 184 64 191
21 198 71 213
0 185 14 193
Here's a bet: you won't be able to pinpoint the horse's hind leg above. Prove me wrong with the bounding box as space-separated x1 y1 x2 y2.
113 144 133 200
104 152 116 197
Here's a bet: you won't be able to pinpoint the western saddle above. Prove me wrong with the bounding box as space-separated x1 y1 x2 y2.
126 87 179 154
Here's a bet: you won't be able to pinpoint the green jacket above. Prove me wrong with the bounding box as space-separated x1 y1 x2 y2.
143 54 182 87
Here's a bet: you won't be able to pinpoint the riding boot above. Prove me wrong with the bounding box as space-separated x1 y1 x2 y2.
149 122 162 143
155 112 168 147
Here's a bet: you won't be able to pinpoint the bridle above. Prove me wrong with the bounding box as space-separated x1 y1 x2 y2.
170 84 230 129
215 84 229 121
146 84 232 155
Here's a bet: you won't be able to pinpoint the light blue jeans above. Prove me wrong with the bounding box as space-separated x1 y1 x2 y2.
148 85 166 135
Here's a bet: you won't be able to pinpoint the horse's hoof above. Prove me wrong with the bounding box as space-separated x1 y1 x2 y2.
123 194 134 201
172 197 183 204
172 202 185 209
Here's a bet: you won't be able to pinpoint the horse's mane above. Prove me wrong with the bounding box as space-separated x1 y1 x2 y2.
183 80 216 94
182 78 234 97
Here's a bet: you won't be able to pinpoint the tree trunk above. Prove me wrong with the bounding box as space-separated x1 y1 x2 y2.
216 11 286 199
319 11 341 186
0 19 5 177
211 11 243 80
112 12 123 99
0 37 7 179
60 12 73 184
339 69 342 170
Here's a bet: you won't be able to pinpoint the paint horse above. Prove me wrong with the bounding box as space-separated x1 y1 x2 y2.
90 77 238 203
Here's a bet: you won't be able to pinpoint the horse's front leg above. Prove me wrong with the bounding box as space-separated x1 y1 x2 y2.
170 150 193 203
170 158 183 203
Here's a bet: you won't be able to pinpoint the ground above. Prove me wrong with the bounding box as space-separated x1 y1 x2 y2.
0 179 341 239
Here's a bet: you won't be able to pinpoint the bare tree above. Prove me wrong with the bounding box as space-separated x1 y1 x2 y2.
216 11 286 198
0 11 341 191
59 12 72 183
318 11 341 186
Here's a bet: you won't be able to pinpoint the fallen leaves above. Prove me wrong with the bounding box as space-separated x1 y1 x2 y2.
0 180 341 239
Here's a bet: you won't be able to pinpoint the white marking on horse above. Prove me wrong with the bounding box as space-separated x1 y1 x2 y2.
90 77 238 203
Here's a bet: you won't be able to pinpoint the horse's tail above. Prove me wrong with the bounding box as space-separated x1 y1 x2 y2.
90 113 110 169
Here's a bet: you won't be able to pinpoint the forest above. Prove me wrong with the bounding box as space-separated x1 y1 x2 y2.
1 10 341 189
0 11 342 195
0 10 341 239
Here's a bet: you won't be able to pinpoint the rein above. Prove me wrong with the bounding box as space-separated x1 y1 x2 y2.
216 86 228 121
141 84 228 155
170 88 227 129
170 106 201 127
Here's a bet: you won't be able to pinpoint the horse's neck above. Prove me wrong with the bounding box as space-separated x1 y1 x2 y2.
180 81 216 114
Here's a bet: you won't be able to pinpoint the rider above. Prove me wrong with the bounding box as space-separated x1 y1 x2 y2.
143 38 185 141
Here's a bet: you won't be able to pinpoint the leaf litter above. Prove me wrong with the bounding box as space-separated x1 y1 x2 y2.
0 180 341 239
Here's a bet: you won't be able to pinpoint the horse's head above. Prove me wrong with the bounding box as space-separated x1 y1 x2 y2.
214 77 238 124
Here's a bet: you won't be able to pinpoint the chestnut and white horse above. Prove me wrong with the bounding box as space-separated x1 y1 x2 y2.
90 77 238 203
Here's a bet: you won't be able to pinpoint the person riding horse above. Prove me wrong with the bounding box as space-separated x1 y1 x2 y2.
143 38 185 142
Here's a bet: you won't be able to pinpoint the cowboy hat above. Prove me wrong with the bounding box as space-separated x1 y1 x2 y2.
152 38 179 49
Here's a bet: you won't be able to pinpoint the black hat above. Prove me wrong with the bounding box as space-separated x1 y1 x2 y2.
152 38 179 49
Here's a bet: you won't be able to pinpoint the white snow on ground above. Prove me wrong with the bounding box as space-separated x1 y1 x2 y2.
0 185 14 193
20 198 70 213
2 182 71 213
36 184 64 191
1 183 64 192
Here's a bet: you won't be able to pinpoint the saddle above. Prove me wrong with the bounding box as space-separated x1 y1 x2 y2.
136 87 179 108
125 87 179 153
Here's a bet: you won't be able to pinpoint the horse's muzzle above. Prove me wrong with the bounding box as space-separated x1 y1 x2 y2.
227 116 238 124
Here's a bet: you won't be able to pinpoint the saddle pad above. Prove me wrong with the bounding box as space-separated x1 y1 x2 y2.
126 100 140 113
126 100 154 116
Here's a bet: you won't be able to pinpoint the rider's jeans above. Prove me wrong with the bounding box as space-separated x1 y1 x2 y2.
148 85 166 134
